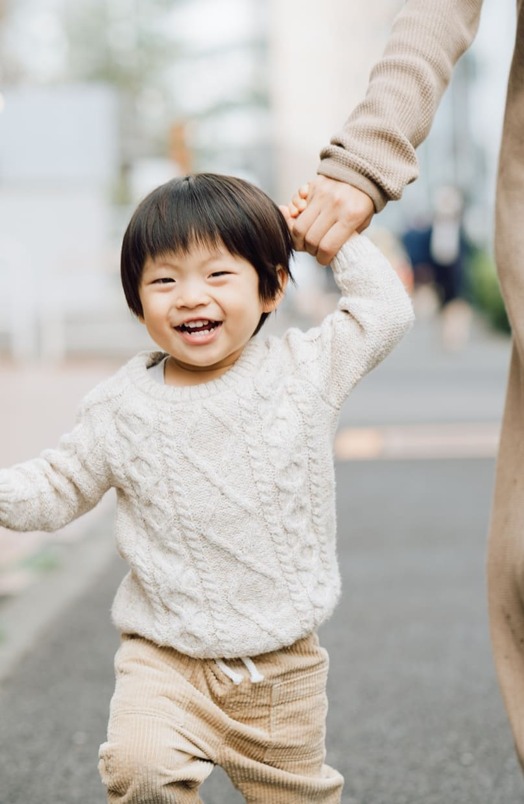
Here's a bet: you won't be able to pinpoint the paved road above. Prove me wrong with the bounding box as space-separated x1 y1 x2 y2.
1 314 522 803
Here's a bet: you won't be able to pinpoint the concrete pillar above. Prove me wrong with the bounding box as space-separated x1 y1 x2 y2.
267 0 401 201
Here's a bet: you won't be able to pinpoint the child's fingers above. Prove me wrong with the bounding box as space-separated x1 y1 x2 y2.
287 202 300 218
288 183 309 217
279 204 309 248
281 181 312 232
291 194 308 214
279 204 294 228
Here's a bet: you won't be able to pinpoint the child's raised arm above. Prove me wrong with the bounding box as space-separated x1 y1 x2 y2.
280 188 414 409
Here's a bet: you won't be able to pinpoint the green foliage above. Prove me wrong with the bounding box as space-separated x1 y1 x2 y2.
468 247 510 334
21 548 61 573
61 1 183 164
63 0 177 94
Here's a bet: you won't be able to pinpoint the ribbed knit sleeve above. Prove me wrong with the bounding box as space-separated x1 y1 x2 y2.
0 397 113 532
318 0 483 210
282 234 414 409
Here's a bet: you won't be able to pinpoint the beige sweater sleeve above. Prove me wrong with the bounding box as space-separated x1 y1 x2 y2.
318 0 484 210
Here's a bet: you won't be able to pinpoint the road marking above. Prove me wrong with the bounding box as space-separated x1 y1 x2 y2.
334 422 500 461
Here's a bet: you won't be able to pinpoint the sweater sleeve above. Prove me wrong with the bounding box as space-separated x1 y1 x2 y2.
0 398 113 533
318 0 484 211
285 234 414 410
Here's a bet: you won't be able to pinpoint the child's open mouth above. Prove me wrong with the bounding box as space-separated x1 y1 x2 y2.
175 319 222 340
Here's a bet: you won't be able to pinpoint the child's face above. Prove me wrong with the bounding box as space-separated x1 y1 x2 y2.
138 243 285 384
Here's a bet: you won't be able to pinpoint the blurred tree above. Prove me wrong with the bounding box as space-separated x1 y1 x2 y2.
0 0 24 83
469 247 510 334
62 0 181 165
63 0 174 95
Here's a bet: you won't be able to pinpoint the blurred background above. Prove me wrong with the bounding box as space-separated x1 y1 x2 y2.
0 0 516 646
2 3 524 801
0 0 514 366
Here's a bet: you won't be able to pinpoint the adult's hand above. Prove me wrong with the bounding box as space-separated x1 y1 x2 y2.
289 175 375 265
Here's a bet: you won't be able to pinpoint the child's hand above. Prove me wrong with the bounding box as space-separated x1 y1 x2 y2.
288 184 309 218
280 184 310 251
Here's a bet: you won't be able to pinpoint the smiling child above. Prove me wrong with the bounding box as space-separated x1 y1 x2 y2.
0 173 413 803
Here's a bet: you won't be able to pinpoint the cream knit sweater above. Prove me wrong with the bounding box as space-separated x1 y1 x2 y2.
0 236 413 658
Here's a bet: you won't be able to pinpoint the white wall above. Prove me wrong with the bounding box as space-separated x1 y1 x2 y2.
268 0 515 233
0 83 117 184
268 0 402 201
0 83 118 278
0 83 123 360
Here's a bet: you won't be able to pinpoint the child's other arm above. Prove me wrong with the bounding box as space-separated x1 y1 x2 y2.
0 405 112 533
281 200 414 407
314 233 414 405
333 232 414 360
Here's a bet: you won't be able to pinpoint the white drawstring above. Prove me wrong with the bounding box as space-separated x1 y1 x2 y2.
241 657 264 683
215 657 264 684
215 659 244 685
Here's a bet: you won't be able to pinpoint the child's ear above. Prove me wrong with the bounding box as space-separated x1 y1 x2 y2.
262 268 289 313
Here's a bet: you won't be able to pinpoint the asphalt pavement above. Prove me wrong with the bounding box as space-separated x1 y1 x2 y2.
0 310 522 804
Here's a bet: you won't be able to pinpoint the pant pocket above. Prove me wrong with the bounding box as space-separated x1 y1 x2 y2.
266 661 329 768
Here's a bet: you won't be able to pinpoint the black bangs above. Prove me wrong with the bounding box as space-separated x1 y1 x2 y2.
121 173 294 318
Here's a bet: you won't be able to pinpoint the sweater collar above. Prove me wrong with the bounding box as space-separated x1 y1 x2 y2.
126 338 264 402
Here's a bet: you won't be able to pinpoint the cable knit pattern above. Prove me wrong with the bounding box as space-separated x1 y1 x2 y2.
0 235 414 658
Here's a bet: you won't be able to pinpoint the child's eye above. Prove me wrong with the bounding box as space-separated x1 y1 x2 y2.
210 271 231 278
153 277 175 284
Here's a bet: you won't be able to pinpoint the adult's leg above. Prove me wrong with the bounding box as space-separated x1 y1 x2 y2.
487 29 524 764
488 347 524 768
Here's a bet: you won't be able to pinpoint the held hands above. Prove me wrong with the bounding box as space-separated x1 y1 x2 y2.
281 176 375 264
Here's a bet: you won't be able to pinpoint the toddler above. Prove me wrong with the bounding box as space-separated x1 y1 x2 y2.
0 173 413 803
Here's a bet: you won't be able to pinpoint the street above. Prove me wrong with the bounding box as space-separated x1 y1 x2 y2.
0 311 522 803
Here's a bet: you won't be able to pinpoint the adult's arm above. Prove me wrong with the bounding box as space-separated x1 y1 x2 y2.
292 0 484 262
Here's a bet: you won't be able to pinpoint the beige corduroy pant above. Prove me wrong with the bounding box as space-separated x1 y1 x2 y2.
98 632 343 803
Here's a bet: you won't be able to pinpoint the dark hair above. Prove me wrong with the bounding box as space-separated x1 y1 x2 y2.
121 173 294 332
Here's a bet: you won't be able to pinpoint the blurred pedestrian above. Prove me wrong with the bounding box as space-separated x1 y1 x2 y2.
0 173 413 801
401 216 433 290
289 0 524 768
428 186 472 350
402 186 472 349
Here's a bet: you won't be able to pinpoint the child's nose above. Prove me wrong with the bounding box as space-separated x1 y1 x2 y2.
176 280 209 308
